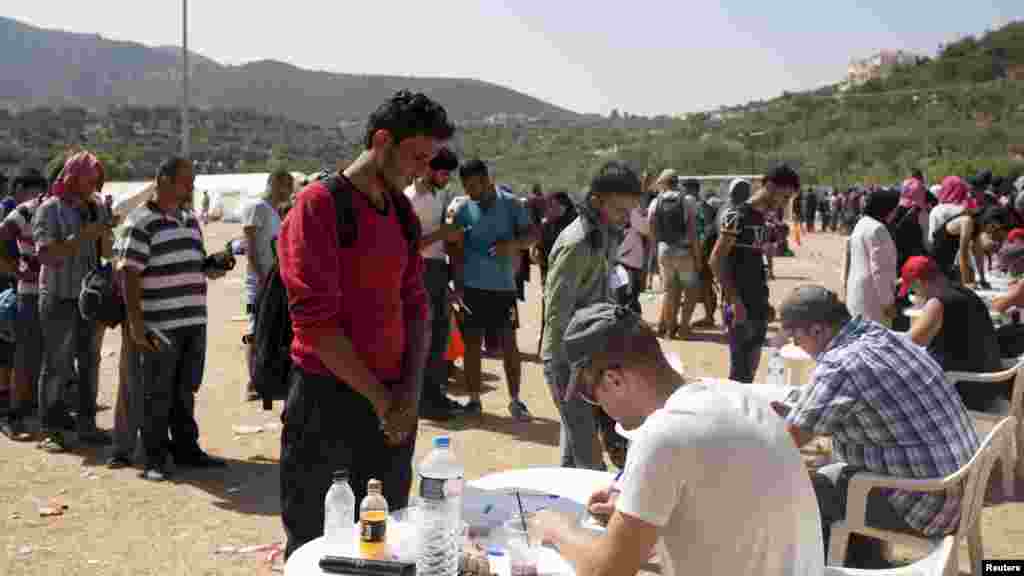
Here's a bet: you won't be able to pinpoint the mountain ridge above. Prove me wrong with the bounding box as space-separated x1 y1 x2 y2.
0 16 579 125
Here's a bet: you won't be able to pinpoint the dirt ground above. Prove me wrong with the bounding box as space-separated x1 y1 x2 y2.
0 223 1021 575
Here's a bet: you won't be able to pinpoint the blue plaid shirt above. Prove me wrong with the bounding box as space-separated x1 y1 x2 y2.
787 316 980 535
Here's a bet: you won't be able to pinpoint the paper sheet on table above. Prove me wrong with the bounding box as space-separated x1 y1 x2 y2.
461 486 587 530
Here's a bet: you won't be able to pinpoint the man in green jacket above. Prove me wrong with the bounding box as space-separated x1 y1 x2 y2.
542 161 645 469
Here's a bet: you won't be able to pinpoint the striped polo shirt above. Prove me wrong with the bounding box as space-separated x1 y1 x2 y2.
118 201 207 332
1 198 41 295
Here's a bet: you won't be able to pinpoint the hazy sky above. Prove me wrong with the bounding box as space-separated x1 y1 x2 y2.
6 2 1021 116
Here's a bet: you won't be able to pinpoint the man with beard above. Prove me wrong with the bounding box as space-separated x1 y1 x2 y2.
404 147 465 420
119 157 228 480
276 91 451 559
542 161 645 469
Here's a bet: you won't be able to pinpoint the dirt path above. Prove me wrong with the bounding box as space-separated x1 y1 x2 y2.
0 225 1020 575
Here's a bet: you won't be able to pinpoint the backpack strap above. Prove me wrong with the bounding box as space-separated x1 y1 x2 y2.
320 171 420 256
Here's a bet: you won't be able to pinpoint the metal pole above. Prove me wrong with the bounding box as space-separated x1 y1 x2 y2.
181 0 190 158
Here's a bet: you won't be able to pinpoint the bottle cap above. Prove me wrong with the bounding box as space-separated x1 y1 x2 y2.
332 469 349 482
367 478 383 492
433 436 450 449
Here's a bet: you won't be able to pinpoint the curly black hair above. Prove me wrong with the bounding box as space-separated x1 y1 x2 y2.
364 90 455 150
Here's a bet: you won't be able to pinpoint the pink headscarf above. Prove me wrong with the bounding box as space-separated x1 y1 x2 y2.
938 176 970 206
899 178 928 210
51 151 104 199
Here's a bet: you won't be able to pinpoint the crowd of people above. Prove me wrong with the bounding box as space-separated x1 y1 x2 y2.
2 89 1024 573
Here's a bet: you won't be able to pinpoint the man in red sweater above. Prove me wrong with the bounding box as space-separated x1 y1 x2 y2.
277 91 454 558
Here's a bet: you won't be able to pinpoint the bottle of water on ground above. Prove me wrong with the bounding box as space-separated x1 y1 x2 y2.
766 347 786 386
418 436 465 576
323 469 356 555
360 479 389 560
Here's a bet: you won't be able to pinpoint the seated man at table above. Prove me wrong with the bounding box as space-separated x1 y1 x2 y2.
529 303 824 576
901 255 1007 411
777 286 980 568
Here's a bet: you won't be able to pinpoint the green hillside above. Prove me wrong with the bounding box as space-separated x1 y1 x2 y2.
458 21 1024 193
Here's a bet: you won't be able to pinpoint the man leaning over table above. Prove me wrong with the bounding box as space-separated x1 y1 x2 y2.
774 285 979 569
530 302 823 576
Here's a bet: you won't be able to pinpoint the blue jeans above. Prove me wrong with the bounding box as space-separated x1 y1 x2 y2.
13 293 42 413
543 360 605 470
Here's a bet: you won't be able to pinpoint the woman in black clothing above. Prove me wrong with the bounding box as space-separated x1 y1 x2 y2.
902 256 1008 411
931 206 1010 287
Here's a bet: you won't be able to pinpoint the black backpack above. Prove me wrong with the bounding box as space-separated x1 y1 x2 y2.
654 191 689 248
252 172 421 410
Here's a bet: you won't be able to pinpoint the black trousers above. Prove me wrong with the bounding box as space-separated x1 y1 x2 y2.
280 367 417 559
138 325 205 467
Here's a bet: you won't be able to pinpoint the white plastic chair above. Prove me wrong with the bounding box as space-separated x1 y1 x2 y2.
945 356 1024 499
827 417 1016 576
824 535 955 576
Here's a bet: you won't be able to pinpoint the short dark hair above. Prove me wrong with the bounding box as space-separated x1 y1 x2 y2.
589 161 643 198
13 167 47 193
911 169 924 182
269 168 293 184
364 90 455 150
765 163 800 190
682 178 700 192
430 147 459 172
459 158 489 181
978 206 1011 230
157 157 190 183
549 190 574 211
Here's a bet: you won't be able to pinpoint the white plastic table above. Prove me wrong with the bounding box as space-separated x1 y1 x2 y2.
780 343 815 386
285 468 615 576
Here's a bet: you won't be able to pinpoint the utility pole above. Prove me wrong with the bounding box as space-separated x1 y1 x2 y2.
181 0 190 158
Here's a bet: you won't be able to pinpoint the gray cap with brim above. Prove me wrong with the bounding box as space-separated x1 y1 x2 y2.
563 303 645 402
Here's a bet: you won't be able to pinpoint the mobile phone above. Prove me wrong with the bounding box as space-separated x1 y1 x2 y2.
319 556 416 576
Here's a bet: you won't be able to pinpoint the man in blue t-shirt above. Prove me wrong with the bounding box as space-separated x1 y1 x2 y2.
451 159 540 419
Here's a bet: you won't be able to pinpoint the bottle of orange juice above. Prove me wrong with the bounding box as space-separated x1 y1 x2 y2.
359 479 389 559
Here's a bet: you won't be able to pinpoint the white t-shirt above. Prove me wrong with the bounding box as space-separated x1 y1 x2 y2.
616 380 823 576
241 199 281 294
405 180 453 261
927 203 964 249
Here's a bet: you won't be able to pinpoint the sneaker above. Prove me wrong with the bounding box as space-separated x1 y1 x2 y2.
38 431 69 453
106 454 133 469
463 400 483 416
140 467 168 482
508 400 532 422
1 418 29 441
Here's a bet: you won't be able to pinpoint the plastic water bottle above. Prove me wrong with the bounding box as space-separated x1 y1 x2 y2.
418 436 465 576
766 347 786 386
324 469 356 555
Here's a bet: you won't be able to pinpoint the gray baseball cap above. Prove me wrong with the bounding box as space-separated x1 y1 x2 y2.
563 302 651 402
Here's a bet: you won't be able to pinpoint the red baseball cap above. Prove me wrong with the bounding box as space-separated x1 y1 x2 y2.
1007 228 1024 244
899 256 939 297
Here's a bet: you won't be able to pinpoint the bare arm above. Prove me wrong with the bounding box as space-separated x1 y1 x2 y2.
992 281 1024 313
710 233 737 304
958 219 975 285
243 226 263 280
533 510 659 576
907 298 944 347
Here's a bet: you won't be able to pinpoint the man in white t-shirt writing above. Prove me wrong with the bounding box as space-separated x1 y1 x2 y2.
242 169 293 400
529 302 823 576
